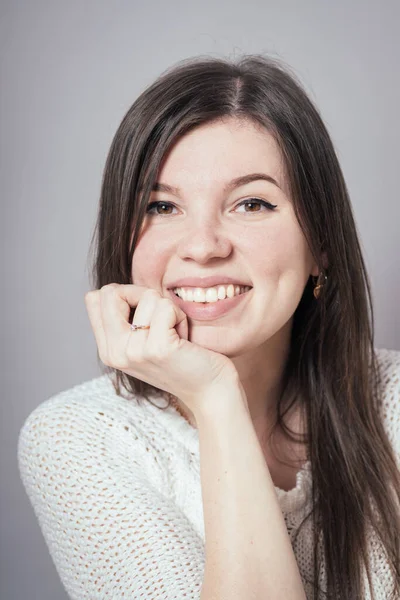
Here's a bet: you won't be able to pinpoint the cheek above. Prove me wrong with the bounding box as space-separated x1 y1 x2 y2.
130 233 169 285
248 224 309 274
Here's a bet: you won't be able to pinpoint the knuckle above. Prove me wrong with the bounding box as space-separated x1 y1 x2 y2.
144 289 161 300
101 283 119 294
84 290 97 303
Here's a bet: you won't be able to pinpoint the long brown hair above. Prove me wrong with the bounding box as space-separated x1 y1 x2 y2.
86 54 400 599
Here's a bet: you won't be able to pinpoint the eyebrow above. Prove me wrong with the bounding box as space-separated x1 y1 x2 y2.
149 172 281 195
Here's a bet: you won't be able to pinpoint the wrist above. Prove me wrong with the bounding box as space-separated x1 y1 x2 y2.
194 377 249 424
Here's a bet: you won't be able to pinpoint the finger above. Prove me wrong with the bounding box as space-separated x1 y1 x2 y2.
99 284 143 363
99 283 146 338
84 290 108 362
146 297 188 354
174 307 189 341
124 289 160 361
130 289 159 338
145 297 178 357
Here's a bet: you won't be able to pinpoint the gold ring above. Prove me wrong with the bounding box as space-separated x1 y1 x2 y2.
130 324 151 331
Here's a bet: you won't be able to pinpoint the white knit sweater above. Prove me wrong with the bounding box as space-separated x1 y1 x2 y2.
18 348 400 600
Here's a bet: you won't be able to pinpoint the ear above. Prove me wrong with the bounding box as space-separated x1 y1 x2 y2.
310 251 329 277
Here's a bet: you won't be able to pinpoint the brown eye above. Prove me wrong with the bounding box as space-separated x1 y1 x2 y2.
146 201 176 215
236 198 277 212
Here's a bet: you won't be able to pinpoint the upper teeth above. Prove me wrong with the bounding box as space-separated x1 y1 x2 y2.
172 284 251 303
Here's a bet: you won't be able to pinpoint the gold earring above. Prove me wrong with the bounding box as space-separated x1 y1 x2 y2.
312 271 327 299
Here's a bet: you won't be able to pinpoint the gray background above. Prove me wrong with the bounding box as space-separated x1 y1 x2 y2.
1 0 399 598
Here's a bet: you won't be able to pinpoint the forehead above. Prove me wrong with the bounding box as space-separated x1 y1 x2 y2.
157 117 287 193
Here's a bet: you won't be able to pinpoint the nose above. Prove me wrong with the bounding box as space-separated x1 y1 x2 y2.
176 218 233 264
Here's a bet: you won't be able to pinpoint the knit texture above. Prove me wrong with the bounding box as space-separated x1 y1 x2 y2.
18 347 400 599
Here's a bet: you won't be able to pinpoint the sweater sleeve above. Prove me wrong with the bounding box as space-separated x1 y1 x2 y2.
17 396 205 600
362 348 400 599
376 347 400 464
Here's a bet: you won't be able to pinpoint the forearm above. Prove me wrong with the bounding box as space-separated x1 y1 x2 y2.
196 381 306 600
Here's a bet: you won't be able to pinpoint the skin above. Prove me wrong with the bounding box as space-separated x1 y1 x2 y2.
131 116 320 482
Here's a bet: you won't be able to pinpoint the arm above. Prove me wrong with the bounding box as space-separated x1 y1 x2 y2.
196 379 307 600
17 398 206 599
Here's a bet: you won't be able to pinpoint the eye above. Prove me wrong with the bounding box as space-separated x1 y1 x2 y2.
145 198 278 217
146 201 177 216
235 198 278 213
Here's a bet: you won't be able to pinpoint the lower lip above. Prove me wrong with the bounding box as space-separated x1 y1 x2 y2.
167 288 252 320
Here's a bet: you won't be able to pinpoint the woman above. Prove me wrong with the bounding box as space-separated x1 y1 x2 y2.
18 54 400 599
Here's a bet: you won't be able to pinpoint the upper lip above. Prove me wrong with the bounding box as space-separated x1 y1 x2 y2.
167 276 252 289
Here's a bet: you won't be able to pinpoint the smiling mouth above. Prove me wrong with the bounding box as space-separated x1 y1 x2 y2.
171 285 252 303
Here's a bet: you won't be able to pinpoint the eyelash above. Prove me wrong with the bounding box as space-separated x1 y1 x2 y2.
145 198 278 216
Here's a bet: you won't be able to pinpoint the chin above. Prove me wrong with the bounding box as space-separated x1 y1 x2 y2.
187 326 249 357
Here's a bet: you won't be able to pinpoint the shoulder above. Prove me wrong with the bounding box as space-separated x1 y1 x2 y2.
18 373 161 438
17 374 169 491
373 347 400 457
16 376 204 597
18 374 137 446
373 347 400 404
374 346 400 378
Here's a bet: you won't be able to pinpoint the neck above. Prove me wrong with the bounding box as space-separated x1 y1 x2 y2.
230 320 292 442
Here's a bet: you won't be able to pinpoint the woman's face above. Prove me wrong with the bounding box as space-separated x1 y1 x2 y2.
131 117 318 357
